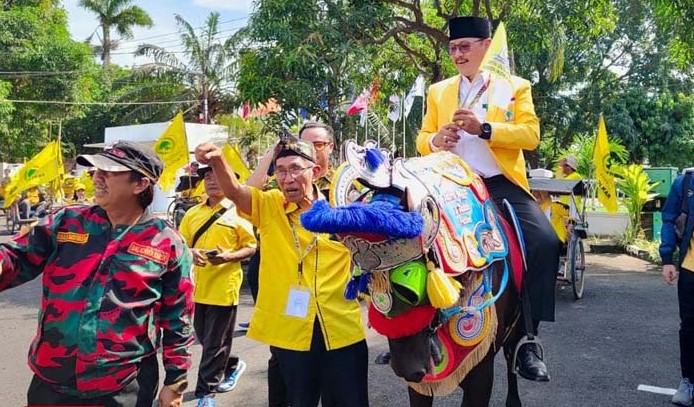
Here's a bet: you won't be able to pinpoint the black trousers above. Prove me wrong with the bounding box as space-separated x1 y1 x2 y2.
27 354 158 407
247 250 260 303
249 245 289 406
679 268 694 380
194 303 240 398
272 319 369 407
484 175 560 323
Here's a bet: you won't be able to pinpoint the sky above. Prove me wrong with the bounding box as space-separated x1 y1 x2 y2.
61 0 254 67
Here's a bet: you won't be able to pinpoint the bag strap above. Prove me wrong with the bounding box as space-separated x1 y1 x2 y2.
191 207 228 248
682 171 692 215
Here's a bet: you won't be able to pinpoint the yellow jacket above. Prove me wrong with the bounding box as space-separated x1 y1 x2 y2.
416 74 540 194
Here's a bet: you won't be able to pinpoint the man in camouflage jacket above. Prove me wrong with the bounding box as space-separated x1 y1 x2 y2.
0 141 194 407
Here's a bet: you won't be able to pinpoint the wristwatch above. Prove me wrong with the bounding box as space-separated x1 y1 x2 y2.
166 379 188 395
479 122 492 140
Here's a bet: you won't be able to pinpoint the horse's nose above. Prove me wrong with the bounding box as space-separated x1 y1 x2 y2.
404 369 426 383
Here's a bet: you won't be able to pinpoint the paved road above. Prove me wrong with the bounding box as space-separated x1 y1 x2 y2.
0 228 682 406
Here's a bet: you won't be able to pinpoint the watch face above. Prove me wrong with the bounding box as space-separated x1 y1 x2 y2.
482 123 492 133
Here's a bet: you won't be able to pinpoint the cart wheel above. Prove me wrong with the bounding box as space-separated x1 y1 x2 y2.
569 234 586 299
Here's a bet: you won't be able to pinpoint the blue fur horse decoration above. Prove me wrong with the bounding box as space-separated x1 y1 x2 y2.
301 199 424 239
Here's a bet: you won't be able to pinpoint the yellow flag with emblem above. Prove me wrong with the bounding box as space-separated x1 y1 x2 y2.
154 113 189 191
3 141 62 208
479 21 513 107
593 115 618 213
481 21 511 80
222 143 250 183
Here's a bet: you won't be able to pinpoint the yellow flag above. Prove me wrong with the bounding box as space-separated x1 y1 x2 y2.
80 171 95 198
479 22 514 107
3 141 62 208
481 21 511 80
593 116 618 213
222 143 250 183
154 113 189 191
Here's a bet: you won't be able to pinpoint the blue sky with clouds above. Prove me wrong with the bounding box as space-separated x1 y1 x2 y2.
62 0 254 67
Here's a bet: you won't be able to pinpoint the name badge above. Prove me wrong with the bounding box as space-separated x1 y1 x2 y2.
285 285 311 319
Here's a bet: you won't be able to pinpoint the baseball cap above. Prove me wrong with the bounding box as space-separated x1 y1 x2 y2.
564 155 578 170
77 141 164 182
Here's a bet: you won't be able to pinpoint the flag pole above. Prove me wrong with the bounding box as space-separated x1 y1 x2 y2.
590 116 598 211
56 119 64 205
402 92 406 158
365 105 369 142
391 111 395 153
377 111 381 148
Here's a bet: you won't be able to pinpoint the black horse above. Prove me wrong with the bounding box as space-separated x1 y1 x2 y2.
389 255 524 407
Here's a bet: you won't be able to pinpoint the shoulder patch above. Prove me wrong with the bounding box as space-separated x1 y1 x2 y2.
57 231 89 244
128 242 170 265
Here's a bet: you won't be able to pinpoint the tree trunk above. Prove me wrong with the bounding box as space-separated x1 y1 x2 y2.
102 23 111 69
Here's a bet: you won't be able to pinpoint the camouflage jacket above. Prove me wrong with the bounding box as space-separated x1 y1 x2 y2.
0 205 194 397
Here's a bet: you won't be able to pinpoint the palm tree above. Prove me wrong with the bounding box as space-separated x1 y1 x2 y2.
79 0 153 68
134 12 239 123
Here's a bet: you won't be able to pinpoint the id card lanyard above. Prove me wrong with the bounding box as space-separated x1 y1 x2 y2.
459 76 490 109
285 215 318 319
287 216 318 284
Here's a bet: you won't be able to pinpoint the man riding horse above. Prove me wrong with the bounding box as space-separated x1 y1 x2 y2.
416 16 560 382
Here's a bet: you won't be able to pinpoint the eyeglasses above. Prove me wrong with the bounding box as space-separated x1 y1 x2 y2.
312 141 332 151
276 165 314 179
447 39 484 54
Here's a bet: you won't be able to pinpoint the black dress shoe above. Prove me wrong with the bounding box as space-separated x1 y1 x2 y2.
516 343 550 382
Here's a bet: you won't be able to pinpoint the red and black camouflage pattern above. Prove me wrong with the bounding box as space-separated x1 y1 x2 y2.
0 205 194 397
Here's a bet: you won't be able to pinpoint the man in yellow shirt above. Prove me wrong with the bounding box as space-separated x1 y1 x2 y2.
415 16 559 381
19 186 46 219
195 137 369 407
179 165 257 407
298 121 335 198
244 121 341 405
557 155 583 210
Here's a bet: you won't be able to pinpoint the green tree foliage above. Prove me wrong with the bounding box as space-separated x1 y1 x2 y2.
236 0 385 133
0 2 96 161
78 0 153 68
613 164 658 241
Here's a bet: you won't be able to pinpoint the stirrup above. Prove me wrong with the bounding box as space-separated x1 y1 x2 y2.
511 335 545 375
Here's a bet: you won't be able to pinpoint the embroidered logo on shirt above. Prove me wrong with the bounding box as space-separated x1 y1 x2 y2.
57 231 90 244
128 242 170 265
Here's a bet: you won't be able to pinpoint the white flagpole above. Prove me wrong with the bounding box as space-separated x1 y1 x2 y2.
402 92 406 158
365 105 369 143
391 112 396 153
377 111 381 148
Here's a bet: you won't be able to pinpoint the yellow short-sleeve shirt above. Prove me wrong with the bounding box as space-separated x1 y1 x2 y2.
179 198 257 306
240 187 365 351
